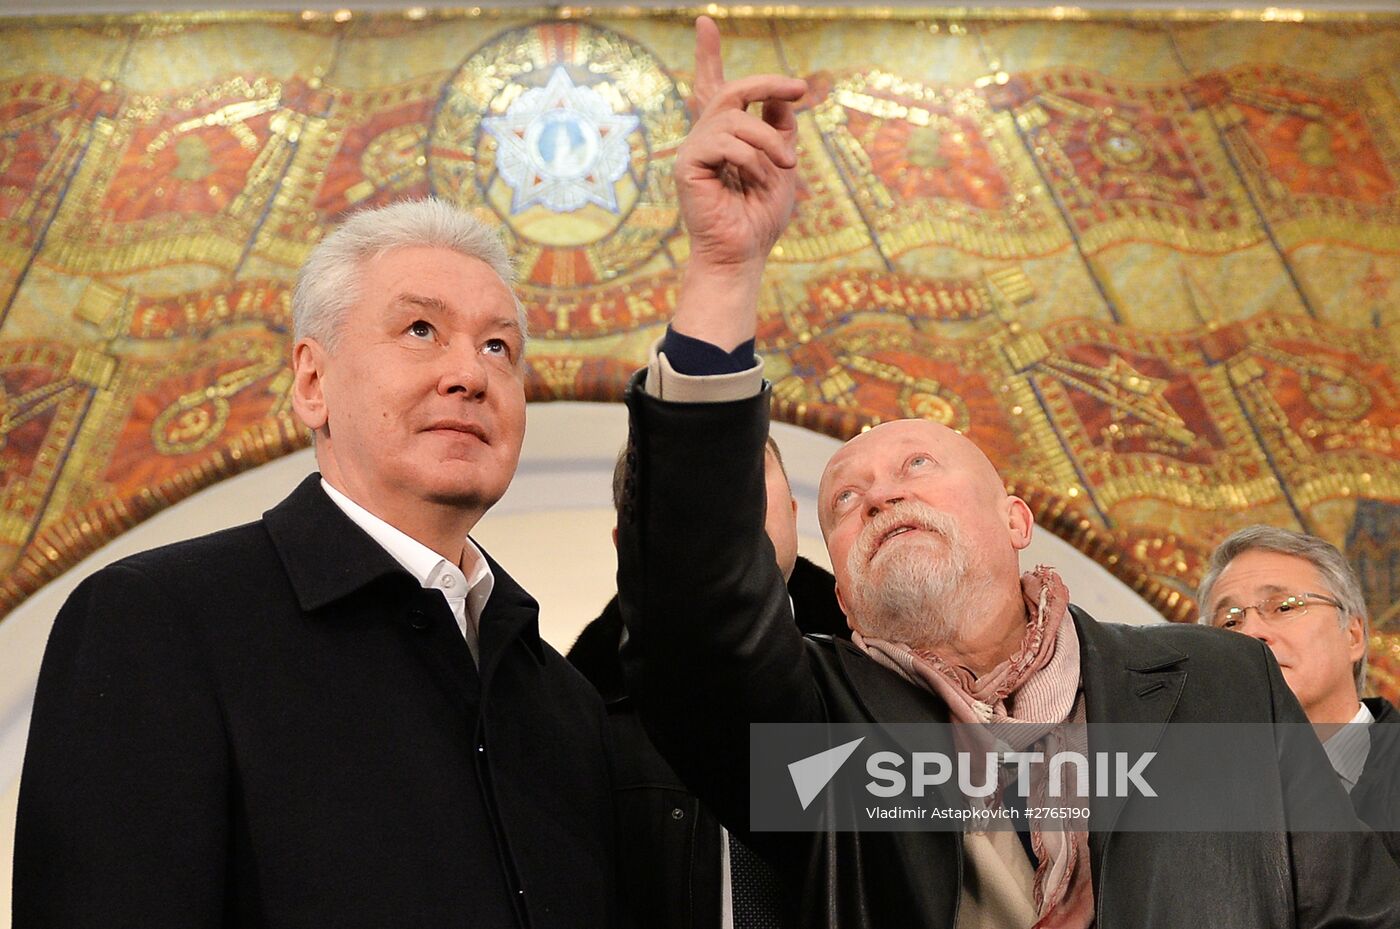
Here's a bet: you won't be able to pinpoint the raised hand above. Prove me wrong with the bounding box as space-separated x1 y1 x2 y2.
671 16 807 350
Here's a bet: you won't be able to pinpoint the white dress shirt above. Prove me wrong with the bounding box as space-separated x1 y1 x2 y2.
321 479 493 663
1323 702 1375 793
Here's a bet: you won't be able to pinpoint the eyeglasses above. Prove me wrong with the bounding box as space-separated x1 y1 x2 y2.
1210 592 1344 629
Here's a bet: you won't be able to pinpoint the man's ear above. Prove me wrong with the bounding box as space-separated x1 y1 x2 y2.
291 338 329 433
1346 613 1367 663
1006 494 1034 551
611 526 618 549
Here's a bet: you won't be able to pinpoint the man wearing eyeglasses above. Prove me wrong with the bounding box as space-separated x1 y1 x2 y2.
1199 524 1399 861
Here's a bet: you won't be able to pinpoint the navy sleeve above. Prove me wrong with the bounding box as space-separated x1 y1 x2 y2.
659 326 757 376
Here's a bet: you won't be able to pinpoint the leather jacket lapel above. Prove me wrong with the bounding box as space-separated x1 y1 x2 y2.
1076 607 1188 891
829 636 953 724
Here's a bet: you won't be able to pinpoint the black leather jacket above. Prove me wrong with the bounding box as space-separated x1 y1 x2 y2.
1358 697 1400 864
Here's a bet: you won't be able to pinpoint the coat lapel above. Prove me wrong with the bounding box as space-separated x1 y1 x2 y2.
831 636 953 724
263 474 409 612
829 637 966 812
1075 607 1188 886
263 475 547 719
1355 696 1400 806
476 547 547 693
264 475 483 715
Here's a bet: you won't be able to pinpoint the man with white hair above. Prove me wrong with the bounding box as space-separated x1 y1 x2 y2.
614 19 1400 929
15 197 618 927
1199 525 1400 861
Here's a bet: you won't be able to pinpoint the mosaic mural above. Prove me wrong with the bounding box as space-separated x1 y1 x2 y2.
0 8 1397 696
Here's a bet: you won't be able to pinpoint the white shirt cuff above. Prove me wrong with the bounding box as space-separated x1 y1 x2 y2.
643 337 764 403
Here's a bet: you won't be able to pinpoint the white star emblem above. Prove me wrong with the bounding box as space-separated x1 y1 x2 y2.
483 66 641 215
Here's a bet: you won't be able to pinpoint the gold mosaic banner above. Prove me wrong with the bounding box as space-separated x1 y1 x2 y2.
1 9 1398 698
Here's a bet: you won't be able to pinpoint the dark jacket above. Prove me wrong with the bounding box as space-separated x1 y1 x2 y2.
616 373 1400 929
15 475 616 929
1358 696 1400 863
567 558 844 929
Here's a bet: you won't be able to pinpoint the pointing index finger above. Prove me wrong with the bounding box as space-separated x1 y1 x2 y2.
693 15 725 106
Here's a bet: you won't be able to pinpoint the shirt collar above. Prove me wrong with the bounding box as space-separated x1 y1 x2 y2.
1322 701 1375 792
320 479 494 626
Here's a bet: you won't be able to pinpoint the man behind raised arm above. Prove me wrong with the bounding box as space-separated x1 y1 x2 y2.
1199 525 1400 862
569 437 845 929
616 17 1400 929
15 199 615 928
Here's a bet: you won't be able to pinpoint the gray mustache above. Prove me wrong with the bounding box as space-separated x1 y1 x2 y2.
854 502 957 560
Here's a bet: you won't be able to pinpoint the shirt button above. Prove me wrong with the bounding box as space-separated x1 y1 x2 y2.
442 576 456 589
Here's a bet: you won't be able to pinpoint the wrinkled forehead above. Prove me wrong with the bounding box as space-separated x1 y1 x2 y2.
1210 549 1329 604
356 245 523 326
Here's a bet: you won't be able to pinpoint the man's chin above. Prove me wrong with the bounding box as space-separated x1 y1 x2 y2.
421 475 509 513
867 536 941 576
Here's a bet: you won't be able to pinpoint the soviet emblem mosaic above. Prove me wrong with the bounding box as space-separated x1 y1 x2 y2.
430 21 688 290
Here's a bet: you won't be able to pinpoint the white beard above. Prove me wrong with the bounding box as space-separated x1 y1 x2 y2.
844 502 987 650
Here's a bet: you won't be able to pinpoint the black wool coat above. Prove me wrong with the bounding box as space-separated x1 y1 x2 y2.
15 475 616 929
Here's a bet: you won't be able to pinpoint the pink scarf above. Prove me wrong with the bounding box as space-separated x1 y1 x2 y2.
854 567 1095 929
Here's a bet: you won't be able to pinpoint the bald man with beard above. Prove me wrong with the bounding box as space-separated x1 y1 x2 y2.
613 21 1400 929
621 407 1400 927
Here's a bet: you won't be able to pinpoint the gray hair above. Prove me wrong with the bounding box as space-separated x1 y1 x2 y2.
292 197 525 352
1197 524 1369 695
